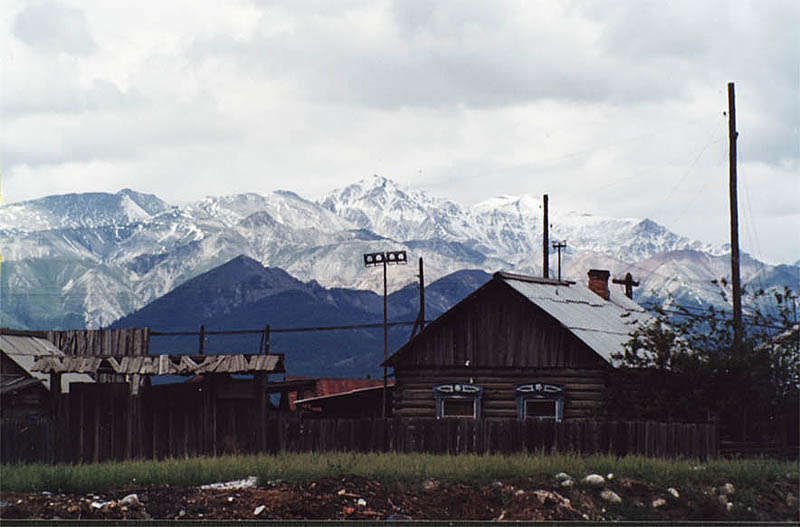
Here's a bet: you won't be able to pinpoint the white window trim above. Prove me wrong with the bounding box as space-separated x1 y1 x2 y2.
433 383 483 419
515 383 564 422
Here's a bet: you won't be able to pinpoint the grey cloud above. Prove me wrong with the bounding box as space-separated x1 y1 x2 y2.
191 2 682 110
1 78 135 120
12 1 96 55
0 100 243 169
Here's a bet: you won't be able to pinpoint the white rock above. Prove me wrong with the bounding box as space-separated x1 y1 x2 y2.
582 474 605 487
652 498 667 508
119 494 140 507
726 502 734 512
600 489 622 504
719 483 735 495
90 500 106 510
560 479 574 488
605 473 614 481
515 489 525 496
254 505 266 516
357 498 367 507
554 472 572 481
667 487 679 499
200 476 258 490
422 479 438 490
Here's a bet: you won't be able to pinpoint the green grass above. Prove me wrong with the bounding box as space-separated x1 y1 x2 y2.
1 452 795 494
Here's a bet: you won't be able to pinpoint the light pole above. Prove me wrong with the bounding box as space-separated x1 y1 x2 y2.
363 250 407 418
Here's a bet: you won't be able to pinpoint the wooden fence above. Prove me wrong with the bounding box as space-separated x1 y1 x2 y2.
2 412 717 463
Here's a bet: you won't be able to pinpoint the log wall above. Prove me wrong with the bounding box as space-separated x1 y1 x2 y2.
394 367 607 420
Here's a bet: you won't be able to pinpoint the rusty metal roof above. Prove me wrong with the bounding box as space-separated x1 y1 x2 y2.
500 273 652 363
0 335 95 392
31 353 284 376
295 383 394 406
384 271 652 366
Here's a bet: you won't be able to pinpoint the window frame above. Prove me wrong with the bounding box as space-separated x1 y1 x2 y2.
514 383 564 422
433 383 483 419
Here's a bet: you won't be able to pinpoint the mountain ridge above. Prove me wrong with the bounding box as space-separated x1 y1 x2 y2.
0 175 795 329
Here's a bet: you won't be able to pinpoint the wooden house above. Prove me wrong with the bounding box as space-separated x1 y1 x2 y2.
383 270 651 421
0 334 94 420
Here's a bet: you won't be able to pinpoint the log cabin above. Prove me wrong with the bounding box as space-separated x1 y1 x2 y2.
383 270 651 421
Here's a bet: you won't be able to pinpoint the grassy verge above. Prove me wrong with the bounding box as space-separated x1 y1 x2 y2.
1 452 795 494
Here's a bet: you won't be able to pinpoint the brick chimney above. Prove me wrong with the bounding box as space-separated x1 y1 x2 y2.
587 269 610 300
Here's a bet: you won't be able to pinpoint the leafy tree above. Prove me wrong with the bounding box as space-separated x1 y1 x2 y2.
604 286 799 444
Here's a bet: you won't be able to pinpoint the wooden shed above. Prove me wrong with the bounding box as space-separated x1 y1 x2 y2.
383 270 651 421
1 335 94 420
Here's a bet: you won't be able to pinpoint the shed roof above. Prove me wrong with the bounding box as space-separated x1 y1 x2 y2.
31 353 284 376
295 383 394 406
0 335 95 392
384 271 652 366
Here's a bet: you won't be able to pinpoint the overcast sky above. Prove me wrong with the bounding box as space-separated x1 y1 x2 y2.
1 0 798 264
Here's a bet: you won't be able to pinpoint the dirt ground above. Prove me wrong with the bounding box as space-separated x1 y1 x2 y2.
1 474 798 521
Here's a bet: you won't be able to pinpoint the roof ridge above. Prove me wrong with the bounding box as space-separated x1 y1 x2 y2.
494 271 575 286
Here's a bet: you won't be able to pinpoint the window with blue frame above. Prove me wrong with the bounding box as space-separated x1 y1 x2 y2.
515 383 564 421
433 383 483 419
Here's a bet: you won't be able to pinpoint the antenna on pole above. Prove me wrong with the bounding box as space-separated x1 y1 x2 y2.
552 241 566 281
542 194 549 279
728 82 743 351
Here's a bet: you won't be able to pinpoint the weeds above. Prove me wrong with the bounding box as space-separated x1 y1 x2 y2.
1 452 793 494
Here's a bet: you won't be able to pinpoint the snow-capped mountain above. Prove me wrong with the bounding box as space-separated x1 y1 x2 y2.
321 175 725 262
0 177 794 329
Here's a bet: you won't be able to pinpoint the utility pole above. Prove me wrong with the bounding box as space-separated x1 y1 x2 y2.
542 194 549 279
418 257 425 331
409 257 426 339
552 241 566 281
728 82 743 351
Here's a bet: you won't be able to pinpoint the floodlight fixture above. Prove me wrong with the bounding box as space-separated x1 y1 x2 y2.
386 250 407 264
363 252 386 267
361 248 408 418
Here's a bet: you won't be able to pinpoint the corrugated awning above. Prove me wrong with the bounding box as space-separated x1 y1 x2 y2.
32 353 285 375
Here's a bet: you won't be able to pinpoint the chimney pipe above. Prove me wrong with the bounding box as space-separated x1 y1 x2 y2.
587 269 610 300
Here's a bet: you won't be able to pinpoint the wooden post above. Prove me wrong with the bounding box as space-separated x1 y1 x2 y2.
255 373 268 453
183 412 189 458
93 391 101 463
418 257 425 331
78 388 85 463
49 372 61 463
168 400 174 458
542 194 549 279
199 325 205 355
152 403 159 460
728 82 743 351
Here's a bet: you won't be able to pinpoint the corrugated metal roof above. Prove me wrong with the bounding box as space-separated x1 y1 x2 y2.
295 383 394 406
501 275 652 362
31 353 284 375
0 335 95 392
284 377 387 410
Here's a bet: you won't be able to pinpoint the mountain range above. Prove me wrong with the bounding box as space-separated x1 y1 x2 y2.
111 255 490 377
1 175 796 330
